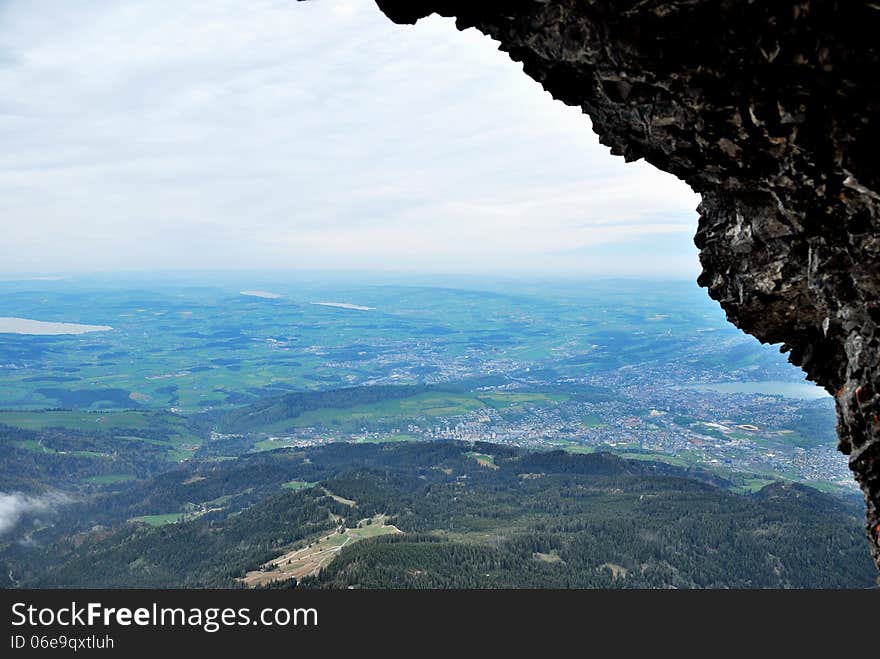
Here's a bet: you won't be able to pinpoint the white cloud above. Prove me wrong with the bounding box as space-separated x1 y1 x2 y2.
0 0 700 276
0 492 68 536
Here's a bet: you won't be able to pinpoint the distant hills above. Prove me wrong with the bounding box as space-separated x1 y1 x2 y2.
218 384 428 434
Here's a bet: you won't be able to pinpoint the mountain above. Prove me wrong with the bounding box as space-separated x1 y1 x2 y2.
4 442 874 589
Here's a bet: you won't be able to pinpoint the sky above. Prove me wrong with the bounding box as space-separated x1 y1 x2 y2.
0 0 701 277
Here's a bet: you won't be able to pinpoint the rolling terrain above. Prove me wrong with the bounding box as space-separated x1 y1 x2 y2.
2 442 874 589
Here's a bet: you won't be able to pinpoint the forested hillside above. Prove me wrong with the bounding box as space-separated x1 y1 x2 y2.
4 442 874 589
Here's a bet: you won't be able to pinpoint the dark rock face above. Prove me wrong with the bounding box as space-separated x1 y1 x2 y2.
374 0 880 568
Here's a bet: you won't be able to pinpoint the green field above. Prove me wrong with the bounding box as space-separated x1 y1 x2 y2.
355 433 420 444
477 392 568 409
556 443 595 454
348 518 400 540
258 390 569 435
86 474 136 485
252 437 295 452
0 410 153 431
131 513 185 527
282 480 317 490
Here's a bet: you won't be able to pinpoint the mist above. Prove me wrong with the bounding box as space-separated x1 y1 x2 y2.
0 492 69 536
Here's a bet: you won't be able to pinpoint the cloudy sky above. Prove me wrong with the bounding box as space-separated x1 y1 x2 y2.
0 0 701 277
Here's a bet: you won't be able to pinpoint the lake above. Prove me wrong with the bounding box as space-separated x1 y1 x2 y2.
682 380 829 399
0 317 112 335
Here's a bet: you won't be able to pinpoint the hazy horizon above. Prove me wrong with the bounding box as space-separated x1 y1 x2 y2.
0 268 704 287
0 0 700 277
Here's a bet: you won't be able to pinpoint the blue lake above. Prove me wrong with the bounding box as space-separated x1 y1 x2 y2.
682 380 830 399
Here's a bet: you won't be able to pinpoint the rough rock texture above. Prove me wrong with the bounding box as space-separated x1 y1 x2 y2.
374 0 880 568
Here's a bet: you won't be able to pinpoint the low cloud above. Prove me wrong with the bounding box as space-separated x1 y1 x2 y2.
0 492 69 536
